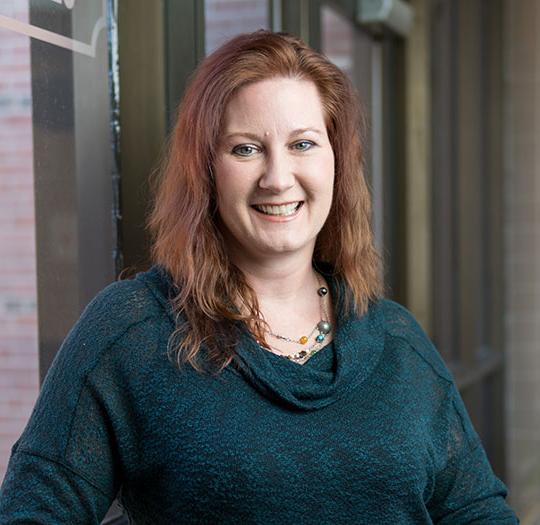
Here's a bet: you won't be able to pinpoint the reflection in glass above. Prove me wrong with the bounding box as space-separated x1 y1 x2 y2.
205 0 269 55
321 4 382 254
0 2 39 485
322 4 374 106
321 5 354 78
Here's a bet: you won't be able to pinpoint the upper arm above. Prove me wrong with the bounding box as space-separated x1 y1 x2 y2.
426 386 519 524
0 278 159 523
0 449 114 524
0 355 123 524
380 299 519 522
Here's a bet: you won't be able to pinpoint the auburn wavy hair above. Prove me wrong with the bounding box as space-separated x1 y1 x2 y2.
146 30 383 375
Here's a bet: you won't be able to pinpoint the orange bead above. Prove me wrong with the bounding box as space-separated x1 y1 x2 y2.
299 336 308 345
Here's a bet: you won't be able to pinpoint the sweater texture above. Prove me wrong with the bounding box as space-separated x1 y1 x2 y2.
0 264 519 524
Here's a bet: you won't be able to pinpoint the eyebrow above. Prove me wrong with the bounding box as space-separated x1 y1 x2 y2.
224 128 324 141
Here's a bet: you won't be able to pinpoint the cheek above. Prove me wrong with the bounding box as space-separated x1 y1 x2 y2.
215 161 253 193
309 152 335 195
214 161 237 204
325 153 336 194
214 162 253 214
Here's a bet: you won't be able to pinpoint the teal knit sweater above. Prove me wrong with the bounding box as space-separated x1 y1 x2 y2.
0 265 519 524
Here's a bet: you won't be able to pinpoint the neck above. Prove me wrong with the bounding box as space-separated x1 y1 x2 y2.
229 251 319 306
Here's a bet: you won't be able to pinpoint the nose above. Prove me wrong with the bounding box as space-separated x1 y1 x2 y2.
258 149 296 193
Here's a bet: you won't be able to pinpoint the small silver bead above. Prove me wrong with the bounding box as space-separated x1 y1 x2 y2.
317 321 331 334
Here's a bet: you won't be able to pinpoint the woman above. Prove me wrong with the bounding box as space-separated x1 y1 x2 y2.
0 30 518 524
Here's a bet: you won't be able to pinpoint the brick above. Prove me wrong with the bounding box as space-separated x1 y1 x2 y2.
4 400 37 414
0 404 37 419
0 342 38 355
0 354 39 369
0 370 39 389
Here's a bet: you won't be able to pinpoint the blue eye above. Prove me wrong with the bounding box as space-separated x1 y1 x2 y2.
293 140 315 151
232 145 258 157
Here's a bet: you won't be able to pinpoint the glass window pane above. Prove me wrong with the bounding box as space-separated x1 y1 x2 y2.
0 0 115 492
321 4 373 128
0 0 39 485
205 0 269 55
321 4 381 249
321 5 355 77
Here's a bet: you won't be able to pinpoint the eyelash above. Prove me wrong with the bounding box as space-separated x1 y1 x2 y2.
231 140 316 157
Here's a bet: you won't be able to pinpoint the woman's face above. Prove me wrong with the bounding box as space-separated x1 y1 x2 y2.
213 77 335 264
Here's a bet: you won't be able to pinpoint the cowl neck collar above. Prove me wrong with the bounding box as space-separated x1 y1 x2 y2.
232 265 385 411
138 264 385 412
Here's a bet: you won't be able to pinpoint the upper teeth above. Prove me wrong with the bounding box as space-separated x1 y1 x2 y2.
254 202 301 216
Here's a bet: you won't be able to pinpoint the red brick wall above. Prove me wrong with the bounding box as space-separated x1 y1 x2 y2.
0 4 39 485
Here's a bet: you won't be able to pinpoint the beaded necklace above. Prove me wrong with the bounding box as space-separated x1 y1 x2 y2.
259 273 332 363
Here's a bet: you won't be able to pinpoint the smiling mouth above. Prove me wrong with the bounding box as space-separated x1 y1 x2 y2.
251 201 304 217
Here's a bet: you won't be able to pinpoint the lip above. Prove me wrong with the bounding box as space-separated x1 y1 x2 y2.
250 201 304 222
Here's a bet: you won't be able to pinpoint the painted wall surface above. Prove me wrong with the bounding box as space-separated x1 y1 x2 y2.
505 0 540 521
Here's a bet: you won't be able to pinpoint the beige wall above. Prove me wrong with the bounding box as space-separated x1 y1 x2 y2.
504 0 540 521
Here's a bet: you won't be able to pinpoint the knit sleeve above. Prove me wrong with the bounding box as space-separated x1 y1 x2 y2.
0 448 114 524
426 383 519 524
379 299 519 523
0 277 158 524
0 371 120 525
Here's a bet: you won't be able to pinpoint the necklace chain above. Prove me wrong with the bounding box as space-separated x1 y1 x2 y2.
265 331 330 363
259 273 332 363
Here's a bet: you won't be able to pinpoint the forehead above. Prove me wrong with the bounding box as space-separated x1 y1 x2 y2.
222 77 327 132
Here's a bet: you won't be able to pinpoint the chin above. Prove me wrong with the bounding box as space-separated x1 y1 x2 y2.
256 239 313 256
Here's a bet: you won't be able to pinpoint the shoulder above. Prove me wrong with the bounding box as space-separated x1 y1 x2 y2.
373 297 454 384
79 268 171 331
49 267 173 378
75 270 168 341
14 268 173 461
